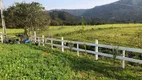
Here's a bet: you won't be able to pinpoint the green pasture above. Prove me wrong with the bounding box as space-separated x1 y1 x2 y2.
1 24 142 47
0 44 141 80
40 24 142 48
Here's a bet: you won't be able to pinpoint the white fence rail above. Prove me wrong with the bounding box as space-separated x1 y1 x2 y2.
30 32 142 68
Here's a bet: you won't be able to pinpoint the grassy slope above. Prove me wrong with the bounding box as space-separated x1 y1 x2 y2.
0 44 141 80
41 24 142 47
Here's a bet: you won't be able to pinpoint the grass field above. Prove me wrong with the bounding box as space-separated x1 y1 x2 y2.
0 29 24 37
40 24 142 48
1 24 142 47
0 44 142 80
0 24 142 79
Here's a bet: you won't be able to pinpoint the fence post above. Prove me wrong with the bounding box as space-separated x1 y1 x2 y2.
34 31 36 43
122 50 126 68
51 38 53 49
38 37 41 45
1 34 3 43
61 37 64 52
0 32 3 43
42 35 45 46
95 40 99 60
77 43 79 56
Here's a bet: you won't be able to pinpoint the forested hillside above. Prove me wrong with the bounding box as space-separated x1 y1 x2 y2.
83 0 142 23
49 10 80 25
54 0 142 24
61 9 87 16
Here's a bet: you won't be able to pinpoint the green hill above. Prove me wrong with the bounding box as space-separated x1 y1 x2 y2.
83 0 142 23
55 0 142 23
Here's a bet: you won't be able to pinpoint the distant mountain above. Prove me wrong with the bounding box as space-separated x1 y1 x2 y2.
50 9 87 17
61 9 87 16
83 0 142 23
49 0 142 24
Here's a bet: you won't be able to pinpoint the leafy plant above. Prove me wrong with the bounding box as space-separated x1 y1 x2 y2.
5 2 50 39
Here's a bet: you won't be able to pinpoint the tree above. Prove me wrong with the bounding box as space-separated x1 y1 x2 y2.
4 2 50 39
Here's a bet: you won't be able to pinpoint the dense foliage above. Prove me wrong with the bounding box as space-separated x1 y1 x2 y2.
3 2 50 38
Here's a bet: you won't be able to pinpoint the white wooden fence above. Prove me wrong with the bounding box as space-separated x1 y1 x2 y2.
30 32 142 68
0 32 3 43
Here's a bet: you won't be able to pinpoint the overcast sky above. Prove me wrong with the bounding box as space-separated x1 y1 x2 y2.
3 0 119 10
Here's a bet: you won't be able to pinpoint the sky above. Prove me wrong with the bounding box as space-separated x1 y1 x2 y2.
3 0 119 10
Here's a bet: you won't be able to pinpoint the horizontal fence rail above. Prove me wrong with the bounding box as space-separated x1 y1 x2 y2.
30 32 142 68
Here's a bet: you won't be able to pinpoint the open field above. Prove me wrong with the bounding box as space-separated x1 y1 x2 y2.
0 29 24 37
0 24 142 79
1 24 142 47
0 44 142 80
40 24 142 48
